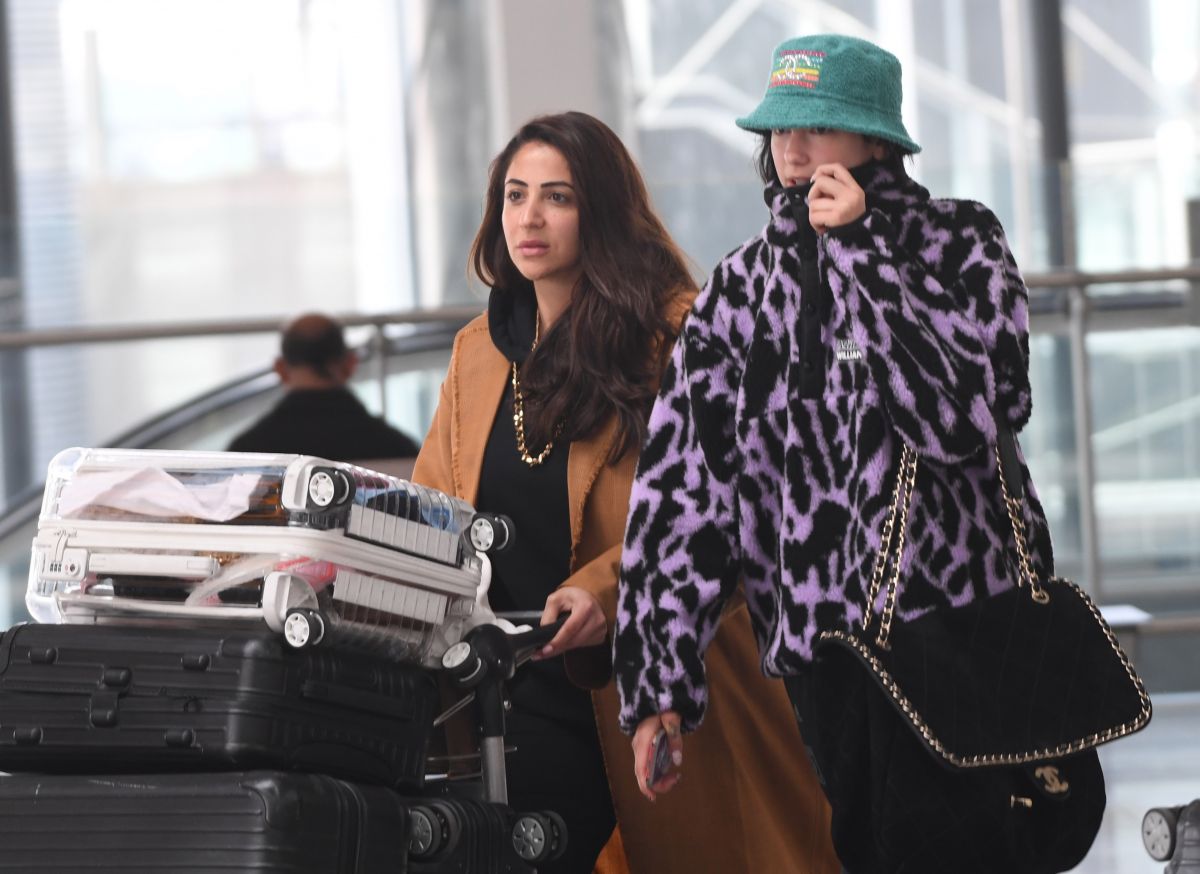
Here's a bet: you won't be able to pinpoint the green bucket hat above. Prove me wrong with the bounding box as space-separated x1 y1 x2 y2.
736 34 921 154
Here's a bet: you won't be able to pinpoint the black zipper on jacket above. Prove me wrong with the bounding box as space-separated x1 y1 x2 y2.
786 188 827 399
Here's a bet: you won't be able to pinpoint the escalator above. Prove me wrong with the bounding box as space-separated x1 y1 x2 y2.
0 318 465 629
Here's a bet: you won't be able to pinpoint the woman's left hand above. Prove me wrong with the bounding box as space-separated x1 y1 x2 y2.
535 586 607 658
808 162 868 235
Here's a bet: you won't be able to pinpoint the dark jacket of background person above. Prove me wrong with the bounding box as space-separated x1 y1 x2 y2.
226 312 419 462
228 386 418 460
412 304 842 874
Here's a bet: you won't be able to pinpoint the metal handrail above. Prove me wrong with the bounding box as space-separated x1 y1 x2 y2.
101 324 462 450
1 272 1198 600
0 304 484 350
0 270 1196 351
0 318 471 540
1025 265 1200 288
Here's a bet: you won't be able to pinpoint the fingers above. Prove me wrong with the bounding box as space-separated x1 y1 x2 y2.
631 711 684 802
536 591 575 657
808 169 867 234
631 718 658 801
541 607 584 657
811 162 855 185
535 588 606 658
807 175 843 200
538 593 565 627
662 711 684 769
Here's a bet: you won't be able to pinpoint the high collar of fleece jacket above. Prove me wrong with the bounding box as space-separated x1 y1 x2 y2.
487 283 538 365
762 159 930 246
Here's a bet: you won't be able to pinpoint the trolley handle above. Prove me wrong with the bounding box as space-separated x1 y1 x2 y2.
503 613 570 658
441 614 570 691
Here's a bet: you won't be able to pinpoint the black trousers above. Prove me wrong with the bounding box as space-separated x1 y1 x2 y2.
503 706 615 874
784 672 853 874
782 671 824 782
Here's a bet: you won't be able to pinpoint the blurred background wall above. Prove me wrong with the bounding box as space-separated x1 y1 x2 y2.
0 0 1198 627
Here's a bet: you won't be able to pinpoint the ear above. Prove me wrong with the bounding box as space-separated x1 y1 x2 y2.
272 358 289 383
870 141 889 162
340 352 359 381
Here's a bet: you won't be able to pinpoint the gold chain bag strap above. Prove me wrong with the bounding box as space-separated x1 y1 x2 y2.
808 429 1152 873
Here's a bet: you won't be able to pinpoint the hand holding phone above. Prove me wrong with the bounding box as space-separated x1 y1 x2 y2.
650 728 674 787
633 711 682 801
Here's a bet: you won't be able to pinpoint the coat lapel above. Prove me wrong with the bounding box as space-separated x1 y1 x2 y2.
566 415 618 569
451 331 509 506
449 321 618 564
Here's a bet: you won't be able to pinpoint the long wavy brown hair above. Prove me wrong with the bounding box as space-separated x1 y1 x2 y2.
470 111 694 462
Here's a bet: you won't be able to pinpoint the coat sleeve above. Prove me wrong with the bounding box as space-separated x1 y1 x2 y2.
822 202 1031 463
557 542 622 689
613 272 747 735
562 542 621 630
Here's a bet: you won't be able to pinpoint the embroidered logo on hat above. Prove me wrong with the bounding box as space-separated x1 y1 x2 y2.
736 34 922 154
771 50 825 90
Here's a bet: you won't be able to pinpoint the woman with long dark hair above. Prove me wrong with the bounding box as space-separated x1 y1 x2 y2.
414 111 840 873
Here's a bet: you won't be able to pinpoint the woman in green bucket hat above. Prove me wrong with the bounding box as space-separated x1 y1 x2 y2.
615 33 1072 874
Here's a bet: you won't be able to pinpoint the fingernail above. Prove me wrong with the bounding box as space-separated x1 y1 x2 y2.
672 750 683 766
541 644 553 655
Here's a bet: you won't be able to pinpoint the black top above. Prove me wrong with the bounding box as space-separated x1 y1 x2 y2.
475 286 590 725
227 387 420 461
475 376 572 615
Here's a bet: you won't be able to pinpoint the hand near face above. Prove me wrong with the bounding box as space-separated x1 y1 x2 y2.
807 162 868 235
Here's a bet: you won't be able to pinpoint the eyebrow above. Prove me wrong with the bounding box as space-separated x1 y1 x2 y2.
505 178 575 190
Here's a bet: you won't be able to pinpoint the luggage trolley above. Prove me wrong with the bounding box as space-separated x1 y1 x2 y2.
27 448 514 668
16 447 570 869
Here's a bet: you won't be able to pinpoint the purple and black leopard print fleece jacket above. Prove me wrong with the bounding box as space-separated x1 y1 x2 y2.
614 162 1054 734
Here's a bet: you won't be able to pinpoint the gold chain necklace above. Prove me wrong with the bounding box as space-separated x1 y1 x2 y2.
511 316 562 467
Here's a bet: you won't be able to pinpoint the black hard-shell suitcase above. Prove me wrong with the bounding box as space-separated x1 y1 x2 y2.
0 623 437 788
405 792 554 874
0 770 407 872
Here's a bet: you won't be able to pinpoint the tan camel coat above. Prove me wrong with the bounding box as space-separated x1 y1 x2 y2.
412 309 840 874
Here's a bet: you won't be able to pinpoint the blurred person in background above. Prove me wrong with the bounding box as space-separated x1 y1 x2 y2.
227 312 420 467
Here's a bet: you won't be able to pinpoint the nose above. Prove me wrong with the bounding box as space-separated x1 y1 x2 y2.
518 199 543 228
781 130 808 164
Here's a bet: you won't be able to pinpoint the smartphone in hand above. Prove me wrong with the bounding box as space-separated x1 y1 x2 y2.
650 728 674 786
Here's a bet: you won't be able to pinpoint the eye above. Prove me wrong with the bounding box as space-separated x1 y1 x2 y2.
504 189 523 203
772 128 789 136
809 126 831 135
548 191 571 205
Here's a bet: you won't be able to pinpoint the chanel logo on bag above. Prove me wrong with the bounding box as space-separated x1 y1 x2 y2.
1034 765 1070 795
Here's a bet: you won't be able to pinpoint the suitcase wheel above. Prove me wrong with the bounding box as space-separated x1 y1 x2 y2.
442 640 486 688
284 608 327 649
408 803 453 860
512 811 567 864
408 806 437 858
469 512 513 554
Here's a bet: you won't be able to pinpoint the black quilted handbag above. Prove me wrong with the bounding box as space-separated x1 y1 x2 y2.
810 430 1152 874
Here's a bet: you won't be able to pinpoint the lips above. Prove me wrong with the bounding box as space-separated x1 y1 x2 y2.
517 241 549 255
